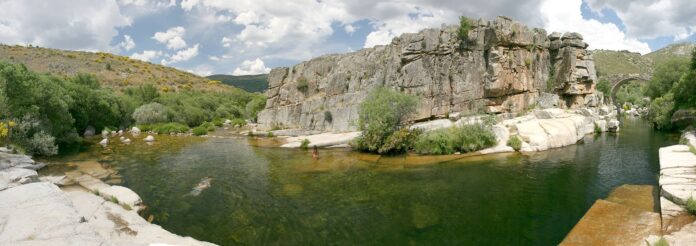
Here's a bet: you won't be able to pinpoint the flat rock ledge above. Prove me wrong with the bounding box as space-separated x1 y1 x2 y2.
0 153 216 246
278 107 618 154
649 143 696 245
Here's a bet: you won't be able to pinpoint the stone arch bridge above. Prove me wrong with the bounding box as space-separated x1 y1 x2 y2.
603 73 652 103
602 73 652 114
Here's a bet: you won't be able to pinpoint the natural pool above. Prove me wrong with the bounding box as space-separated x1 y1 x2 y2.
40 119 678 245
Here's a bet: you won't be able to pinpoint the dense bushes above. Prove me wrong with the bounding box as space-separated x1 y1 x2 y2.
0 61 265 155
596 79 610 95
137 123 189 134
413 124 497 155
646 49 696 130
352 88 418 154
132 102 168 125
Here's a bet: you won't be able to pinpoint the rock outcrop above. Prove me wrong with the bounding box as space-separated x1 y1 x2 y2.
259 16 600 132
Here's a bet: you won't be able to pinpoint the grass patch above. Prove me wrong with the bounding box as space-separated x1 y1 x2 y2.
413 124 497 155
653 237 669 246
687 197 696 215
138 123 189 134
92 190 100 196
110 196 119 204
507 135 522 151
122 204 132 211
296 77 309 93
300 139 310 150
192 126 208 136
594 122 602 134
266 132 274 137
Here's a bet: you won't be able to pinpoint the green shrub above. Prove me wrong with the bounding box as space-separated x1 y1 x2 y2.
457 16 472 42
296 77 309 92
687 197 696 215
594 122 602 133
596 79 610 95
199 122 215 132
455 124 498 153
139 123 189 134
8 116 58 156
653 237 669 246
132 102 168 125
300 139 310 150
212 118 224 127
648 93 675 130
192 126 207 136
266 132 274 137
413 129 457 155
324 111 333 123
353 88 418 153
414 124 497 155
230 118 246 127
507 135 522 151
378 128 420 154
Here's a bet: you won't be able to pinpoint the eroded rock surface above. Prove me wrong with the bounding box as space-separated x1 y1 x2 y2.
259 16 600 132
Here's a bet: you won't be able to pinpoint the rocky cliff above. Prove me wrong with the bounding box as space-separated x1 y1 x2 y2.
258 16 600 132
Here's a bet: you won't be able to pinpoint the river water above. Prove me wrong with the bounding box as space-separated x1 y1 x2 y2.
41 119 679 245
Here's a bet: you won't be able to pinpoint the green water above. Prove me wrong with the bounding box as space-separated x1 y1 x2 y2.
42 119 678 245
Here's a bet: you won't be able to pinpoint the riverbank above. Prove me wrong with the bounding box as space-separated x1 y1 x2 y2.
0 149 215 245
561 130 696 245
269 106 620 154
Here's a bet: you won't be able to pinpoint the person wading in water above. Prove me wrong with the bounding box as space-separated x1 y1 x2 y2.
312 145 319 160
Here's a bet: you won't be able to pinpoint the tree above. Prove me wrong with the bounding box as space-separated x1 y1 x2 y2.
644 58 690 99
353 88 418 153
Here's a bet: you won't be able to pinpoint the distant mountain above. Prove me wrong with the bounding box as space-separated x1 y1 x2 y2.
207 74 268 93
0 44 232 92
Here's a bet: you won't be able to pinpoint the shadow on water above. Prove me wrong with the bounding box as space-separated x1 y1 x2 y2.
40 119 680 245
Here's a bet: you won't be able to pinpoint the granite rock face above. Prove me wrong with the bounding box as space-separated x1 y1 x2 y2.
259 16 599 132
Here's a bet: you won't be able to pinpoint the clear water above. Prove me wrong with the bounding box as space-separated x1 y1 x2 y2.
41 119 678 245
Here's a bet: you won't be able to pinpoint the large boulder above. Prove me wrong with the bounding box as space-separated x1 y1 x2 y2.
83 126 96 137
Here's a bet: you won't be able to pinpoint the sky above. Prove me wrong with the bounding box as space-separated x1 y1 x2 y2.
0 0 694 76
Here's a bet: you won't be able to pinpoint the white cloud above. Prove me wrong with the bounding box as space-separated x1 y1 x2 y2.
188 65 214 76
540 0 651 54
344 24 356 34
162 44 200 65
0 0 130 51
119 35 136 51
153 26 188 50
130 50 162 62
232 58 271 75
221 37 234 47
585 0 696 40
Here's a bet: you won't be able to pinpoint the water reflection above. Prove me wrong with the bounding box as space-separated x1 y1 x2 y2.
40 119 677 245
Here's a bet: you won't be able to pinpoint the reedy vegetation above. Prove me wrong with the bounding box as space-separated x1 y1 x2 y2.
0 62 265 155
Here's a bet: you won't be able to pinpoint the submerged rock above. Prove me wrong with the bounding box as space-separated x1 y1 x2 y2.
190 177 212 196
84 126 96 137
144 135 155 142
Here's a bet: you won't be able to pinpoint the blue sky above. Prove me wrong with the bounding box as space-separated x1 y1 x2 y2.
0 0 694 76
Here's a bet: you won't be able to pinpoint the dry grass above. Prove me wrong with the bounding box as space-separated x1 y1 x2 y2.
0 44 231 92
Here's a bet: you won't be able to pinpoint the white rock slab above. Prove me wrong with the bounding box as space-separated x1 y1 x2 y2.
409 119 454 132
0 182 106 245
282 132 362 148
659 145 696 205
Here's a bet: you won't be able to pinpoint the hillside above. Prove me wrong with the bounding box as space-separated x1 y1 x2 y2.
645 42 696 67
592 50 653 77
592 43 695 80
0 44 230 92
207 74 268 92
